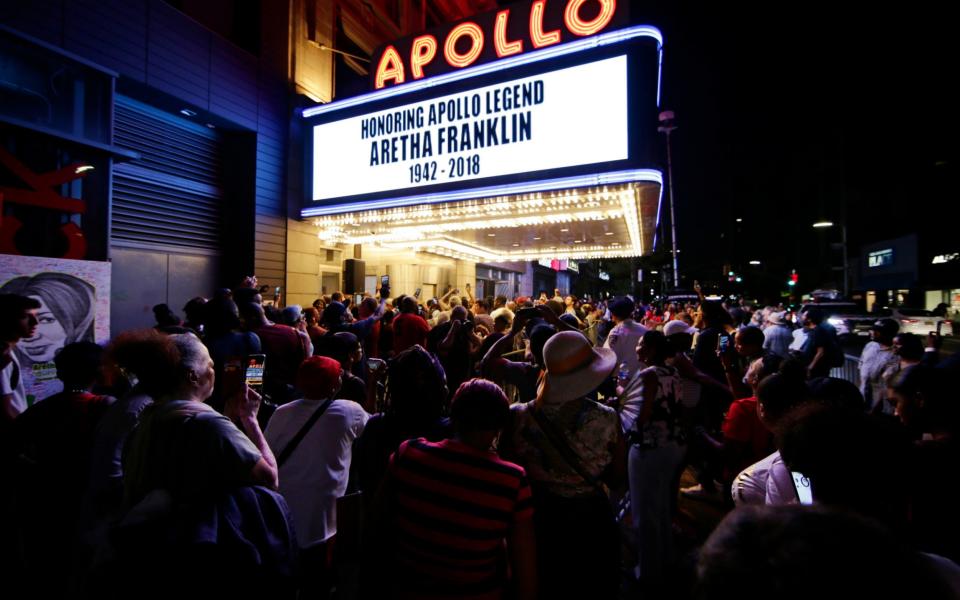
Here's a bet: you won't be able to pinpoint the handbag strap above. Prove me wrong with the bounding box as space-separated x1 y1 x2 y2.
276 398 333 467
530 407 606 496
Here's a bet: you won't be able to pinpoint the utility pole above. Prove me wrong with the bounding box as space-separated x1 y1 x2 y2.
658 111 680 289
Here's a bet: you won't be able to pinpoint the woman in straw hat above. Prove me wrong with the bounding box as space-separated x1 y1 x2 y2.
500 330 626 599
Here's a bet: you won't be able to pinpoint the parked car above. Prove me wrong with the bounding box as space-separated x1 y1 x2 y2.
795 302 875 339
873 307 946 336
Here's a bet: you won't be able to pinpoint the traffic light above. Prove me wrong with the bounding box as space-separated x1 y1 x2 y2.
788 269 798 287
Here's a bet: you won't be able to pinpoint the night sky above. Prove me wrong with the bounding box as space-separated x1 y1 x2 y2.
634 0 957 299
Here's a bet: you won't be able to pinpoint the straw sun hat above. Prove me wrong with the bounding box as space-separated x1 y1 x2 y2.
538 330 617 402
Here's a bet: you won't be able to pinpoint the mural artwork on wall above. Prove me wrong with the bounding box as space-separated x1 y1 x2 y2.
0 255 110 405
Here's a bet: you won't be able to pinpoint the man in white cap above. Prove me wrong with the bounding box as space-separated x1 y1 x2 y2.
761 311 793 359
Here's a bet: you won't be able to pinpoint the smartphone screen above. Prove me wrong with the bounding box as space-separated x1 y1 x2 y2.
245 354 266 394
354 293 363 306
717 333 730 353
791 471 814 505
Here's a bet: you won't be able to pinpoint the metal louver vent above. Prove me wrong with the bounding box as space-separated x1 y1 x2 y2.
111 96 223 250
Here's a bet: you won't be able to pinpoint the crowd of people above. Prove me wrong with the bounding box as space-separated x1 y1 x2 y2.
1 279 958 599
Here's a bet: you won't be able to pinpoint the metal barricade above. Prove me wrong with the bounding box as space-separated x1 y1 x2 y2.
829 354 860 387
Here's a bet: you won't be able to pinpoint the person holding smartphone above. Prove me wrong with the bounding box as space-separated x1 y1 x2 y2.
603 297 648 382
121 331 279 505
480 306 564 404
427 306 481 398
318 286 387 351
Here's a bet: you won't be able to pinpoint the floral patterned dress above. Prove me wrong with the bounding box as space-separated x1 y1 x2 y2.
506 397 620 498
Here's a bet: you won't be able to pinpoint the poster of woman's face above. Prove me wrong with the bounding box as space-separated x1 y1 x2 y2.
0 255 110 403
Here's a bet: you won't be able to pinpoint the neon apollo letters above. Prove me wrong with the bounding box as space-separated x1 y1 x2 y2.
375 0 618 89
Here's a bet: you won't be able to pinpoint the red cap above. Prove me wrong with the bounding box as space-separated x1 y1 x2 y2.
297 356 342 399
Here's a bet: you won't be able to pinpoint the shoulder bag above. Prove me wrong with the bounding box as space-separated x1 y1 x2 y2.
276 398 333 467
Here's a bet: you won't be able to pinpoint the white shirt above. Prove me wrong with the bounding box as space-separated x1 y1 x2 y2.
788 328 808 352
764 452 799 506
265 398 368 547
858 341 899 413
603 319 648 378
731 450 780 506
1 352 28 414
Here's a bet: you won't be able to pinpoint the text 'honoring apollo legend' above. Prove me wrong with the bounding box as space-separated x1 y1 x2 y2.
363 81 543 183
310 55 629 201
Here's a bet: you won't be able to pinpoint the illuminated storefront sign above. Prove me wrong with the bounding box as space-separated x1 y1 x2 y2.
538 258 577 271
932 253 959 264
372 0 625 89
868 248 894 268
312 55 627 202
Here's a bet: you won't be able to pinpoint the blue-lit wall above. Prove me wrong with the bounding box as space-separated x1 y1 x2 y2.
0 0 289 287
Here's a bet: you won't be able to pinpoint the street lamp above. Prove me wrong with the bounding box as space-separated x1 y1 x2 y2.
811 221 849 297
658 110 680 289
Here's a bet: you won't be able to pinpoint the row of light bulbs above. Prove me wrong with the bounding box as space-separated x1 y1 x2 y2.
313 183 647 261
313 185 637 229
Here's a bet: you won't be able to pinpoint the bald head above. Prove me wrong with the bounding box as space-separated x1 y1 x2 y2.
400 296 418 314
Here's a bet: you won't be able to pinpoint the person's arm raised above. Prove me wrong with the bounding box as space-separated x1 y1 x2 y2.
227 384 278 490
534 305 577 333
438 287 455 311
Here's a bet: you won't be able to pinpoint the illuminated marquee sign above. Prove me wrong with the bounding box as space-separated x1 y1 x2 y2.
932 253 959 265
372 0 625 89
868 248 894 268
312 55 628 202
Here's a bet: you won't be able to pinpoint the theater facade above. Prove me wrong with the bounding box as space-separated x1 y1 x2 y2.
295 0 664 303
